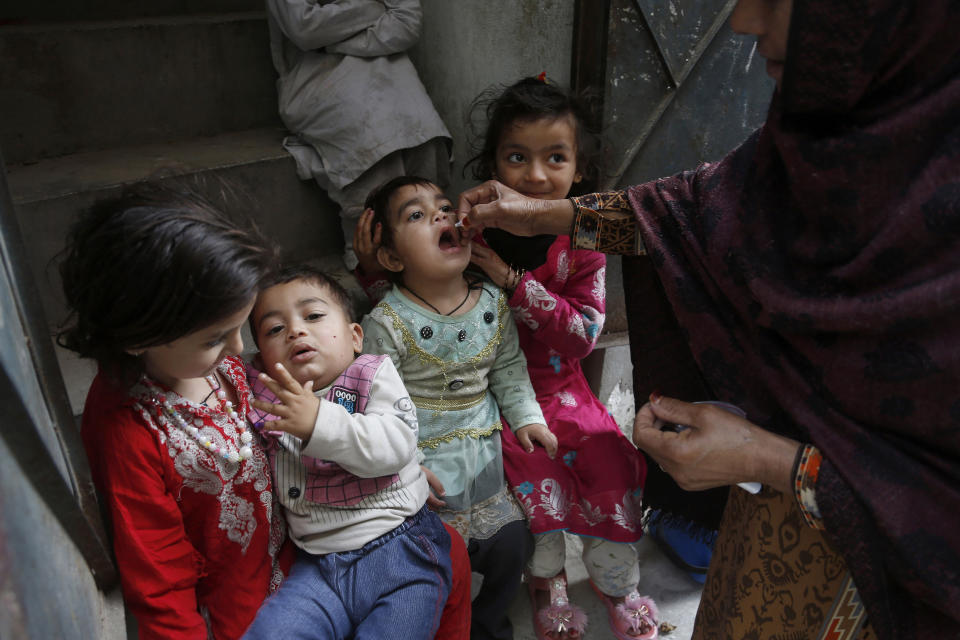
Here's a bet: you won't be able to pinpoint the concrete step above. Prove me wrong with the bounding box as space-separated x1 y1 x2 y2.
9 127 342 324
1 12 278 164
2 0 261 24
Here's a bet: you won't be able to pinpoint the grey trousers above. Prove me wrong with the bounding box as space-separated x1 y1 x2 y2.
320 137 451 270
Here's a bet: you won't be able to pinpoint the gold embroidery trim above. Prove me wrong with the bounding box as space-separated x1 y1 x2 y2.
410 390 487 412
375 289 508 416
418 421 503 450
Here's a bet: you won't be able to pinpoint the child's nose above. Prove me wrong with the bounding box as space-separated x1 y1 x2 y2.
526 162 547 182
286 322 307 338
224 328 244 356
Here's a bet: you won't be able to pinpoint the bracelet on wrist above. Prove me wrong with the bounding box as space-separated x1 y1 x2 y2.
504 266 526 294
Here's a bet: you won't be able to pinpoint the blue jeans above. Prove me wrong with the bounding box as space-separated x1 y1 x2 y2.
243 506 452 640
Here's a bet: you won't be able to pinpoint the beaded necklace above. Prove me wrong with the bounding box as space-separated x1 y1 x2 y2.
153 371 254 464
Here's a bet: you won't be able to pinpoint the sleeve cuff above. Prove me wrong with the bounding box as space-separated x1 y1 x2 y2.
793 444 826 530
569 191 644 255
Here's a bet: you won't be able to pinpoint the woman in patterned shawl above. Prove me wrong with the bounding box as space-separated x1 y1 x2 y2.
456 0 960 638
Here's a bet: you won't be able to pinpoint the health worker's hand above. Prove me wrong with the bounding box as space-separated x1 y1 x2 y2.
632 394 800 493
456 180 574 238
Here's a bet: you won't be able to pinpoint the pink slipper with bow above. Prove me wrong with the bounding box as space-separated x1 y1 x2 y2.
590 580 659 639
527 571 588 640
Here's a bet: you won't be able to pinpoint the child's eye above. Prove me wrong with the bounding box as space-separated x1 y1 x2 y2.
204 337 224 348
407 210 424 221
264 325 284 337
439 204 453 213
507 152 525 163
548 152 568 164
306 312 324 321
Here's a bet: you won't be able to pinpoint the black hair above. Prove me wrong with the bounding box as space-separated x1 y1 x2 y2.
249 263 356 347
465 76 603 195
363 175 441 284
57 179 271 384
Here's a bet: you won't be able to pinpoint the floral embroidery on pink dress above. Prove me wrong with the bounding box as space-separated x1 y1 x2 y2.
502 236 647 542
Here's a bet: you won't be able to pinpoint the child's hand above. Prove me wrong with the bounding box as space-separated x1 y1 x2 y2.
354 208 383 276
470 241 513 290
421 465 447 509
251 363 320 443
515 423 557 458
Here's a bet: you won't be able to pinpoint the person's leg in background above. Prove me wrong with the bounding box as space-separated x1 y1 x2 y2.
582 537 659 639
527 530 566 580
526 530 588 639
467 519 533 640
325 137 450 270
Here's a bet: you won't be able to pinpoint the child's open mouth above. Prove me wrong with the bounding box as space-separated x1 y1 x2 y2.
290 344 317 362
438 228 459 251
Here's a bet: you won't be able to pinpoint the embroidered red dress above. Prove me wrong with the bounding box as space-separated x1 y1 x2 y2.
501 236 647 542
82 357 291 640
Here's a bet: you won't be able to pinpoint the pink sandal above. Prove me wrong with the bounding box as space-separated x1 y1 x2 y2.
527 571 588 640
590 580 659 639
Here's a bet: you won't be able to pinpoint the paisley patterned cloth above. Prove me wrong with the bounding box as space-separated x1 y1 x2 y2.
571 1 960 637
81 357 291 640
500 235 647 542
694 487 876 640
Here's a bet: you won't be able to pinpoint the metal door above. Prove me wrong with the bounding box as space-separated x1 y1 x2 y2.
575 0 773 188
571 0 774 536
0 153 117 637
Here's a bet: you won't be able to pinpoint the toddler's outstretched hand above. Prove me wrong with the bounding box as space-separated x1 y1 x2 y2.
516 423 557 458
354 208 383 276
251 363 320 443
421 465 447 509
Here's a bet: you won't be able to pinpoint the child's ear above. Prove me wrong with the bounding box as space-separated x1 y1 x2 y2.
350 323 364 354
377 245 404 273
573 172 583 184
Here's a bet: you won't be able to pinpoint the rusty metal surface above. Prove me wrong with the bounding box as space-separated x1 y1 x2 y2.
603 0 773 188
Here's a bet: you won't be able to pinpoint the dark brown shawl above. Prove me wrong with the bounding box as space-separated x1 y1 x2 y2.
626 1 960 637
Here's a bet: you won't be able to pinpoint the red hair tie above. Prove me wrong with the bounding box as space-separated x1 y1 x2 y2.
537 71 547 83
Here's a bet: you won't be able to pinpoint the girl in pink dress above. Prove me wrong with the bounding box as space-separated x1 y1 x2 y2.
466 76 658 640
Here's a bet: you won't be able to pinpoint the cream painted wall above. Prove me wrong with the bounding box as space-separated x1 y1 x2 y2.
411 0 576 197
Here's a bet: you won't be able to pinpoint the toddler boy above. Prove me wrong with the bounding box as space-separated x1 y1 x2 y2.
241 264 452 639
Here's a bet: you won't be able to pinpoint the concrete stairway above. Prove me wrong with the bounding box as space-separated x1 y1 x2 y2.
1 4 344 413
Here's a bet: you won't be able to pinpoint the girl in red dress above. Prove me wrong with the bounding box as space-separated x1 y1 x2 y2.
59 181 290 639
